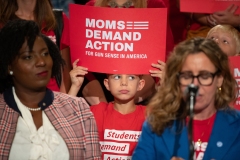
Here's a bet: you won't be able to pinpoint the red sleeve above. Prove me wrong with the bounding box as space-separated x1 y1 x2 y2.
85 0 95 6
147 0 174 59
90 102 108 137
90 102 108 117
147 0 166 8
60 12 70 50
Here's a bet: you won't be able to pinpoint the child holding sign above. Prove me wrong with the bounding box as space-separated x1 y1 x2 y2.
207 24 240 56
68 59 165 159
84 0 174 105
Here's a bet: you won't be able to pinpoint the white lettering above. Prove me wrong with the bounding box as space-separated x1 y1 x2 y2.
85 40 133 51
95 52 104 57
94 41 101 50
193 141 208 160
96 19 105 29
102 31 113 40
234 68 240 77
85 40 93 49
94 30 101 39
126 54 147 59
196 152 204 160
86 30 141 42
113 32 122 40
104 154 131 160
104 129 141 142
86 18 125 30
105 53 119 58
100 141 130 154
105 21 116 29
86 18 95 27
86 29 93 38
133 32 141 41
117 21 125 30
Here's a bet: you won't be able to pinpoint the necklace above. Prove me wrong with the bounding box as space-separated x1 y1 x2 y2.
197 138 203 147
196 118 211 147
109 0 133 8
25 106 41 111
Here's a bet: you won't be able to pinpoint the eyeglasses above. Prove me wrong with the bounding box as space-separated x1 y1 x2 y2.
178 71 219 86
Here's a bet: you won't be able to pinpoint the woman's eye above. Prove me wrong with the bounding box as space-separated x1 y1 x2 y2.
180 74 192 79
23 55 32 60
42 52 49 56
199 73 211 79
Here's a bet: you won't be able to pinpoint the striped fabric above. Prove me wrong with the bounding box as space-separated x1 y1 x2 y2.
0 92 101 160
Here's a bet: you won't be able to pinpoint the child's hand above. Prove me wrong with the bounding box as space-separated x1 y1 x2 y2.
149 60 165 86
70 59 88 87
68 59 88 96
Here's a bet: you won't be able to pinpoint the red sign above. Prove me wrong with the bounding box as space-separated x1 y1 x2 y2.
229 56 240 110
69 4 167 74
180 0 240 14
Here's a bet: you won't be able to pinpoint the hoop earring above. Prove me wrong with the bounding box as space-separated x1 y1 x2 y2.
9 71 13 75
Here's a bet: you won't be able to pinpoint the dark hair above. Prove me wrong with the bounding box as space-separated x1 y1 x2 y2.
147 37 237 135
0 0 56 31
0 19 64 93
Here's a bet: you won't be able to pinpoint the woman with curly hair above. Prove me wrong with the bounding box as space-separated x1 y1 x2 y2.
0 0 108 106
0 0 72 93
132 38 240 159
0 19 101 159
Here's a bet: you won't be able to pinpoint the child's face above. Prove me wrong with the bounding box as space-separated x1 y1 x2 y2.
207 29 238 56
104 74 145 102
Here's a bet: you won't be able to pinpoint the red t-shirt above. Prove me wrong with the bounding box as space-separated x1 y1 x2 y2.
42 13 70 91
192 113 216 160
91 102 146 160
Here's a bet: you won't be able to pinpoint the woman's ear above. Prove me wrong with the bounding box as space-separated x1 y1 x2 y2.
137 79 145 91
104 79 110 91
8 65 13 75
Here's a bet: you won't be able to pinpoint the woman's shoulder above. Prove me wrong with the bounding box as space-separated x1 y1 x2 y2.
85 0 95 6
50 92 94 119
217 109 240 124
0 94 5 106
52 92 90 109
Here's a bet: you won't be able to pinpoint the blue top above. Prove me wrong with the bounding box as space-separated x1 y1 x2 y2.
132 110 240 160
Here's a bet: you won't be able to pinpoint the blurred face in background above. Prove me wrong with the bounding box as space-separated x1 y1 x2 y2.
207 29 238 56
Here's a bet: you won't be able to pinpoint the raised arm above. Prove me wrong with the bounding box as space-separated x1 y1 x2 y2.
68 59 88 96
149 60 166 87
212 4 240 27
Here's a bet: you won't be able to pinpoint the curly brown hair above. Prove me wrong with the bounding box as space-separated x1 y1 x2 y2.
147 38 238 135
